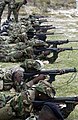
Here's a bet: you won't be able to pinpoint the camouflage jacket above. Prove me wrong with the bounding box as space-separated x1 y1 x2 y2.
0 86 35 120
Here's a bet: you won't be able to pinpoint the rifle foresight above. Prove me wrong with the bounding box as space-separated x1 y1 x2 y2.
59 67 77 74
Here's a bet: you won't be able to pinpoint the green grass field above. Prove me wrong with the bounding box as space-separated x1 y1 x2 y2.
0 7 78 120
46 10 78 119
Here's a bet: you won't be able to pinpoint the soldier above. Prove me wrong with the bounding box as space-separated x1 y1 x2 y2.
12 59 46 92
0 0 9 29
7 0 18 22
0 87 35 120
0 59 45 91
33 82 77 119
7 0 27 21
0 60 47 120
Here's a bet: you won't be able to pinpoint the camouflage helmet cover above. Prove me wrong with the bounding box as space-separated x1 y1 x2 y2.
35 80 55 97
20 59 43 71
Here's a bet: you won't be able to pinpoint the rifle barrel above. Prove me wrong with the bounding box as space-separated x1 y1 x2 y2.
24 68 77 78
69 40 78 42
35 32 63 36
33 96 78 105
46 39 78 45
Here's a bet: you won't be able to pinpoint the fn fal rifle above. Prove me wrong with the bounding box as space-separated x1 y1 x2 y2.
27 32 63 40
46 39 78 48
29 14 48 19
33 25 56 32
31 19 49 24
34 47 78 53
24 68 77 83
32 96 78 118
33 96 78 104
34 47 78 63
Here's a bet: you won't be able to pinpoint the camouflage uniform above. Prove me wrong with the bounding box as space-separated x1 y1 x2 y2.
7 0 27 20
0 59 44 90
35 80 55 98
0 0 8 29
0 44 33 62
0 40 48 62
8 0 18 22
0 66 24 90
0 87 35 120
7 21 30 43
0 60 46 119
9 80 55 119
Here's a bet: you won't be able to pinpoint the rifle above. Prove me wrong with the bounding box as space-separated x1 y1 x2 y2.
46 39 78 47
32 97 78 119
33 46 78 63
35 32 60 36
33 26 56 32
38 25 54 28
32 96 78 113
37 19 49 24
34 47 78 53
27 32 63 40
24 68 77 83
31 19 48 24
29 14 48 19
33 96 78 105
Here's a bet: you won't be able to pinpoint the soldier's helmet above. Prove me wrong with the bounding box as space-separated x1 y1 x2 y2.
33 39 47 47
20 59 44 71
35 80 56 98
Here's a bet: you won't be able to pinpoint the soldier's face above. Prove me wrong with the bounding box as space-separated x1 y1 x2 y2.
14 71 24 84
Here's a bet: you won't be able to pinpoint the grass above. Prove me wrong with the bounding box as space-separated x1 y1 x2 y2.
45 45 78 119
1 6 78 120
45 11 78 119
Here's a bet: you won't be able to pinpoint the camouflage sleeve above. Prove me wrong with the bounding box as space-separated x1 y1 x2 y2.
10 89 35 117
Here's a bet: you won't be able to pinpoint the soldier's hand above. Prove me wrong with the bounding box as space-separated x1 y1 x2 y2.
33 74 46 84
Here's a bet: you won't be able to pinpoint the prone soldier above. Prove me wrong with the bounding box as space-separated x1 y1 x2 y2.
0 59 55 120
0 59 45 91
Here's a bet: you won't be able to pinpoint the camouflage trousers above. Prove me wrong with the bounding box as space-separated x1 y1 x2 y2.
0 1 6 28
7 3 18 22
